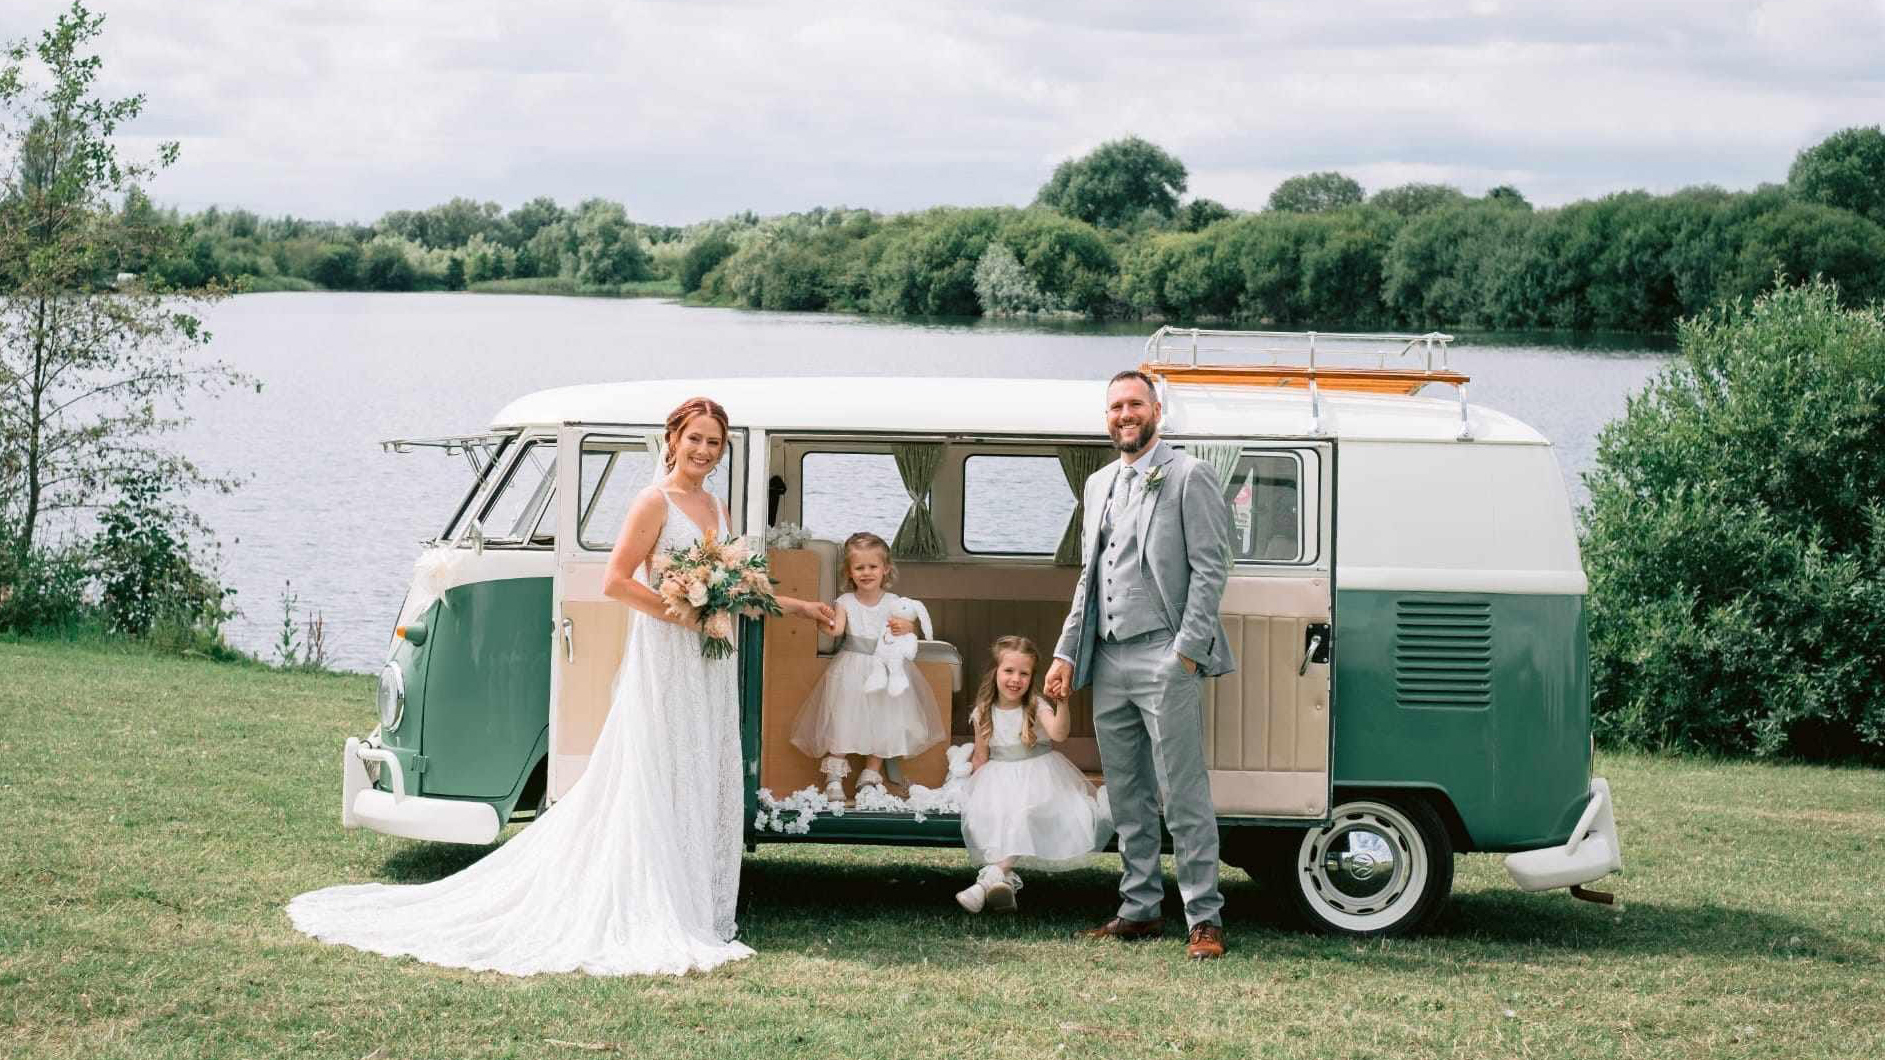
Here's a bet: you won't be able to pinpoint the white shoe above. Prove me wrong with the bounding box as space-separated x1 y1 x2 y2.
979 865 1016 912
955 882 987 913
823 778 845 804
857 768 885 791
1005 870 1024 895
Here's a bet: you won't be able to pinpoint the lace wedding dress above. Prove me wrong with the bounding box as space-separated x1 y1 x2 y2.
288 491 752 976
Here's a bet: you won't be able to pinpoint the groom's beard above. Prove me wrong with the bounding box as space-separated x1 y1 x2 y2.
1110 416 1159 455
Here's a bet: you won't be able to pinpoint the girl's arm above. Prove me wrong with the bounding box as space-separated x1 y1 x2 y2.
822 599 847 638
776 594 836 628
1038 696 1072 743
969 710 989 773
602 488 693 627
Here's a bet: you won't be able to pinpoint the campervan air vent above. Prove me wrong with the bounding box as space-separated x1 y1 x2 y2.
1393 598 1493 709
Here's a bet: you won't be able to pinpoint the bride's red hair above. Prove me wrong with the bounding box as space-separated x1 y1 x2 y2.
663 397 730 470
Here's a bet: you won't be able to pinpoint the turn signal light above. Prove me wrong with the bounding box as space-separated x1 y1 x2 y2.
395 620 428 646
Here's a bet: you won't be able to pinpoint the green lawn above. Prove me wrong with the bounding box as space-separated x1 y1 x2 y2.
2 639 1881 1060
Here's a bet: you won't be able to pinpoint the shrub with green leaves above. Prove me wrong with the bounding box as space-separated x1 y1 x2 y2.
1582 280 1885 761
92 470 233 645
0 523 90 635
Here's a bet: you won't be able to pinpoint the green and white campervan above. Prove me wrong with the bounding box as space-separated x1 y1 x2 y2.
340 328 1623 937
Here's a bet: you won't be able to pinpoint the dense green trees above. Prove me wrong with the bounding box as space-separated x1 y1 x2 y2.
1584 281 1885 760
100 127 1885 332
1787 125 1885 226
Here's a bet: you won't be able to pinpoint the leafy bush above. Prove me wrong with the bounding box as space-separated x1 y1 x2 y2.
92 471 234 645
1583 280 1885 761
0 525 90 635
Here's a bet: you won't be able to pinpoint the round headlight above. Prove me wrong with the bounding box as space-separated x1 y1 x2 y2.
377 662 406 732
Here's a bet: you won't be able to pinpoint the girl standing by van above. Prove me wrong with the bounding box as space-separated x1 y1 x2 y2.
789 532 946 802
956 636 1111 913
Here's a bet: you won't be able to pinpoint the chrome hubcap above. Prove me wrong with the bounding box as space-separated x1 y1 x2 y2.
1297 801 1430 930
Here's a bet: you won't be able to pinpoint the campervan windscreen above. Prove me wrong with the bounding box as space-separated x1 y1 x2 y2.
472 439 559 547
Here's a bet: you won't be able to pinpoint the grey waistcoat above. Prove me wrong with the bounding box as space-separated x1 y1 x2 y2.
1097 466 1171 642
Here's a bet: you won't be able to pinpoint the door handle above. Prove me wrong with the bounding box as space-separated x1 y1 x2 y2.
1299 622 1331 676
561 616 575 663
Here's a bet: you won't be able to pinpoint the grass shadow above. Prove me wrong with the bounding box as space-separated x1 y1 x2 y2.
375 841 501 883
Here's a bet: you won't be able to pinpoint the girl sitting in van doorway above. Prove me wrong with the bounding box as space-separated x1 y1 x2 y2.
957 636 1113 913
789 532 946 803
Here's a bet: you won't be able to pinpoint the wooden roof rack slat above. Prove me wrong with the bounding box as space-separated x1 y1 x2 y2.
1139 327 1473 440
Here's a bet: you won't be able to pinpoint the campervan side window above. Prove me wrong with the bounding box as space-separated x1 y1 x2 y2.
478 440 557 548
961 455 1073 555
1224 451 1311 564
575 437 731 550
799 452 907 545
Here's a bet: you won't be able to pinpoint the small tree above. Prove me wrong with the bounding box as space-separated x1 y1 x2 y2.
1583 280 1885 761
1267 171 1364 214
1034 136 1188 229
0 2 247 558
1788 125 1885 227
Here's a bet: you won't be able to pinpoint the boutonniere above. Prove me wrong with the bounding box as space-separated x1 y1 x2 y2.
1143 464 1167 494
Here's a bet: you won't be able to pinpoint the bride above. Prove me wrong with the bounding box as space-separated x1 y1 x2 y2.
289 397 832 976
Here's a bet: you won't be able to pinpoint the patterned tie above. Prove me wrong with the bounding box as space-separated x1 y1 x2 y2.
1103 464 1137 538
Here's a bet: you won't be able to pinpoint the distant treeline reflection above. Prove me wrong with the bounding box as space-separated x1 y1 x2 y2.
132 130 1885 334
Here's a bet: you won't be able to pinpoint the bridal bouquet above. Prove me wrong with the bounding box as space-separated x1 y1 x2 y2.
652 535 781 659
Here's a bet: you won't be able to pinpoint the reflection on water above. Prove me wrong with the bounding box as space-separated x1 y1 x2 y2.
164 294 1669 671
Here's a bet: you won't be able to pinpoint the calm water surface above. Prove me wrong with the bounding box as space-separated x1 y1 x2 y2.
168 293 1670 671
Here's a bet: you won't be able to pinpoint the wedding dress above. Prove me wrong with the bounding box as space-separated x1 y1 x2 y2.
288 490 752 976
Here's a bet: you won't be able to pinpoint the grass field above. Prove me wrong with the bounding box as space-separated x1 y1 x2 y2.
2 638 1881 1060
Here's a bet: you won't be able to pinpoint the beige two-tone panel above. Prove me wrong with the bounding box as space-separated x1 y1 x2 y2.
1203 576 1330 817
550 599 633 800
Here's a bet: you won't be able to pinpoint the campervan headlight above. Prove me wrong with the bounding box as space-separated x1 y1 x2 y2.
377 662 406 732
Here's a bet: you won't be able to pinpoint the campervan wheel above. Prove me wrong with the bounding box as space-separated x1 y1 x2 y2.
1285 796 1453 937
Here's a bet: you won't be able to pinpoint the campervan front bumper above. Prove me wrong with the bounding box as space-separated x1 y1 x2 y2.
341 735 501 845
1503 777 1623 892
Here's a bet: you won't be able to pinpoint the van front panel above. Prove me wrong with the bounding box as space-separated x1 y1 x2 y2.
1331 589 1591 852
418 577 553 798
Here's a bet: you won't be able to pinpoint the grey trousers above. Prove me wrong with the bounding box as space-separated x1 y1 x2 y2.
1093 631 1224 928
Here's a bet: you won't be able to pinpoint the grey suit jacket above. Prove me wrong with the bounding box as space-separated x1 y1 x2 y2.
1054 440 1237 690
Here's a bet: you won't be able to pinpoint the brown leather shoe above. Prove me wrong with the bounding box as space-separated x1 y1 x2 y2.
1075 916 1163 942
1185 923 1226 960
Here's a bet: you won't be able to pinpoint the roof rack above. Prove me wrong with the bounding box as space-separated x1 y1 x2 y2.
1140 327 1472 440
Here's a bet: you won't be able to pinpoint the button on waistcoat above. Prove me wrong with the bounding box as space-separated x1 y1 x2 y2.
1097 462 1170 642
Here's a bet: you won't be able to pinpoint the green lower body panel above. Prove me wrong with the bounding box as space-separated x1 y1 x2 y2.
415 578 553 798
1332 589 1593 852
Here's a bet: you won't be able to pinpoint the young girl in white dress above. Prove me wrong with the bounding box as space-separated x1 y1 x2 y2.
956 635 1111 913
789 531 946 802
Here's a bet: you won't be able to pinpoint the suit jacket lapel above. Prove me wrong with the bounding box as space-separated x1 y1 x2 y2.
1135 441 1175 561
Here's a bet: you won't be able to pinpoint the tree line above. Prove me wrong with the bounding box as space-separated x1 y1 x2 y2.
130 130 1885 333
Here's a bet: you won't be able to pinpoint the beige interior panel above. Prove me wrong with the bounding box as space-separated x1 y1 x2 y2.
551 599 633 799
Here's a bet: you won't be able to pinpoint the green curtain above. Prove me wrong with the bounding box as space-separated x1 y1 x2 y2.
891 443 945 560
1185 443 1241 490
1053 446 1116 565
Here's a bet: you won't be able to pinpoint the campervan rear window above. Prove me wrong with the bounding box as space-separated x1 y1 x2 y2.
1224 451 1310 564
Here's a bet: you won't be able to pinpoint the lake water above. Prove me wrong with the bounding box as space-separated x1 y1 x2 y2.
162 293 1670 672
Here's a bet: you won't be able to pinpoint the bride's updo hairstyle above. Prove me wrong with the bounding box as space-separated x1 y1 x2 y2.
663 396 730 471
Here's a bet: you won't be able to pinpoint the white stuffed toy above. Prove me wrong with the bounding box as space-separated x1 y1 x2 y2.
905 742 975 817
861 596 932 696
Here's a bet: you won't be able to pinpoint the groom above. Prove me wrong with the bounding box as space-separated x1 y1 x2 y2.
1044 369 1235 960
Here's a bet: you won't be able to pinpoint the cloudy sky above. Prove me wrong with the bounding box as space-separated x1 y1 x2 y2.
7 0 1883 225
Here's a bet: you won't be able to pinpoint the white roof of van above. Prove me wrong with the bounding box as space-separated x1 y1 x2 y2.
489 376 1550 446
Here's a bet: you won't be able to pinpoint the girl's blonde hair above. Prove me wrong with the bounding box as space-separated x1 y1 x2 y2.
838 531 896 592
972 635 1042 749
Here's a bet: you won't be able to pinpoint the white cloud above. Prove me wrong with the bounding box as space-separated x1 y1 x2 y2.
1 0 1877 222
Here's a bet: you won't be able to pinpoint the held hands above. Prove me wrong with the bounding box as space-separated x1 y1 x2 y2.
1043 658 1073 701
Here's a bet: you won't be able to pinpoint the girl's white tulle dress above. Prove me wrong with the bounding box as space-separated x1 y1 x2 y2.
287 491 752 977
962 700 1113 870
788 592 945 760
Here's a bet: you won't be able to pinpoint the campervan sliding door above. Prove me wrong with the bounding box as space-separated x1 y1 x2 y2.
548 423 745 801
1198 442 1334 820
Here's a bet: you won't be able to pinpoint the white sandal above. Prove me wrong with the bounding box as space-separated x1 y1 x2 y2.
856 767 885 792
978 864 1016 912
820 756 850 805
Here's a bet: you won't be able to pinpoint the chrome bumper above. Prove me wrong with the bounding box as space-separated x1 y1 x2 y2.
342 736 500 845
1504 777 1624 892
